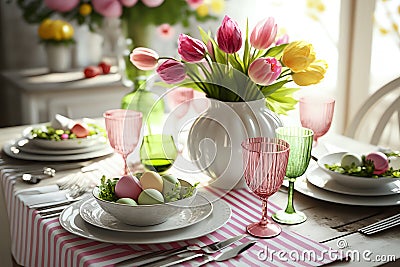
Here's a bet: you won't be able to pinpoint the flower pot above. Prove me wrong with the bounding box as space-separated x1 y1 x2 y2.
45 44 72 72
187 98 282 190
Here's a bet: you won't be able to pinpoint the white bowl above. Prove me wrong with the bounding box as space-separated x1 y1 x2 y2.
317 152 400 189
30 134 105 150
92 180 198 226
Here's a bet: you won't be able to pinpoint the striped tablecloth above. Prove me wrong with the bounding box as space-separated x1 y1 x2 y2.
1 155 343 267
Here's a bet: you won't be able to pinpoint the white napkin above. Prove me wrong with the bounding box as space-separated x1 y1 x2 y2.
18 188 68 208
15 185 59 196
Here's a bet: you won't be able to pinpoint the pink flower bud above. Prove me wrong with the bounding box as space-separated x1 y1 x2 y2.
206 40 215 61
156 59 186 84
216 15 242 54
92 0 122 18
120 0 138 7
44 0 80 12
141 0 165 8
186 0 203 8
248 57 282 86
275 34 289 46
250 17 277 50
178 34 207 62
130 47 159 70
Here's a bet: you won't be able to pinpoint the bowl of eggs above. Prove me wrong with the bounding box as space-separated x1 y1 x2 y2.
93 171 198 226
318 152 400 189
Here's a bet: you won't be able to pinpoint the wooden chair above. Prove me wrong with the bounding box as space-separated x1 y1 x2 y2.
345 77 400 150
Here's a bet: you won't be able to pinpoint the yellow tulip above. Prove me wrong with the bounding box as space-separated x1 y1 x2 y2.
210 0 225 14
292 60 328 86
61 23 74 40
196 4 209 17
38 19 53 40
79 3 92 16
282 41 316 72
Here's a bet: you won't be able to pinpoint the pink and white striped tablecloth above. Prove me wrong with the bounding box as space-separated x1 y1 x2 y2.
1 156 344 267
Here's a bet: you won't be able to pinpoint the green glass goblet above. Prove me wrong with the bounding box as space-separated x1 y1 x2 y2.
272 127 314 225
140 134 178 173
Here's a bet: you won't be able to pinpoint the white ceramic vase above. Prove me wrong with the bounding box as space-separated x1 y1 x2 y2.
187 98 282 190
45 44 72 72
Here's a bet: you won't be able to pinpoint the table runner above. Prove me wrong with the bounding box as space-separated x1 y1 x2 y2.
1 156 343 267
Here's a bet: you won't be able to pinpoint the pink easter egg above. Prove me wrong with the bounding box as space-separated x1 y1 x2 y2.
44 0 80 12
92 0 123 18
71 123 89 138
115 175 142 200
366 152 389 175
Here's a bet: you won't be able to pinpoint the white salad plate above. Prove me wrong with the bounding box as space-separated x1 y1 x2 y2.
317 152 400 189
23 126 106 150
290 170 400 206
14 138 108 155
60 195 232 244
79 194 213 233
307 167 400 196
2 140 113 161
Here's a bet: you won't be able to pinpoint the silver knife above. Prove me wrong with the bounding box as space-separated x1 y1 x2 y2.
114 234 246 267
153 240 257 267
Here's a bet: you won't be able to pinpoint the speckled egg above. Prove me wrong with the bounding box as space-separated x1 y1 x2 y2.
116 198 138 206
140 171 163 192
115 175 142 200
366 152 389 175
162 174 181 202
340 153 362 167
138 189 164 205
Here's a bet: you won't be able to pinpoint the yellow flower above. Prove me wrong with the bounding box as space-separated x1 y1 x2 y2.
282 41 316 72
197 4 209 17
38 19 53 40
292 60 328 86
210 0 225 14
79 3 92 16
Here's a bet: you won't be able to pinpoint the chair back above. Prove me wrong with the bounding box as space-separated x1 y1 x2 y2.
345 77 400 150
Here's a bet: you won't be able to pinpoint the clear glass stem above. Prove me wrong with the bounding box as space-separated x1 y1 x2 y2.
284 179 296 214
260 199 269 226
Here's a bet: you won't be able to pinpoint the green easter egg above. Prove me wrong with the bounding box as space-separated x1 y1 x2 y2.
116 198 138 206
138 189 164 205
162 174 181 202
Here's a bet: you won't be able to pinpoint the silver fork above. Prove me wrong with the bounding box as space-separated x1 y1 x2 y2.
37 186 89 219
358 213 400 235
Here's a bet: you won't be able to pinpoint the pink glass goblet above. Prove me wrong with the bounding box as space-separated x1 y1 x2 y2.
104 109 143 175
241 137 290 238
299 96 335 146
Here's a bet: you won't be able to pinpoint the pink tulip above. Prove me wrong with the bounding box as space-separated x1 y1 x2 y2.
178 34 207 62
130 47 159 70
157 24 175 39
248 57 282 86
275 34 289 46
206 40 215 61
156 59 186 84
120 0 138 7
141 0 165 7
250 17 277 50
44 0 80 12
216 15 242 54
92 0 123 18
186 0 203 8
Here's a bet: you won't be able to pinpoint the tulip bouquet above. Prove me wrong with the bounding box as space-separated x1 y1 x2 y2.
15 0 223 31
130 15 328 115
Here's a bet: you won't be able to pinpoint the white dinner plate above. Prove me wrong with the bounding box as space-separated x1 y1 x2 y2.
307 167 400 196
79 194 213 233
59 195 231 244
290 172 400 206
14 138 108 155
2 141 114 161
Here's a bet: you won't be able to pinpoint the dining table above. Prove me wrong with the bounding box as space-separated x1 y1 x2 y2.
0 121 399 267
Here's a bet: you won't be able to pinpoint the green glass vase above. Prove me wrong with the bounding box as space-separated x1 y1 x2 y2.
121 79 165 135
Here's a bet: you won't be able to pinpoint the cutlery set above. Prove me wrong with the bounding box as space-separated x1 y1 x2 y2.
115 234 255 267
358 213 400 235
